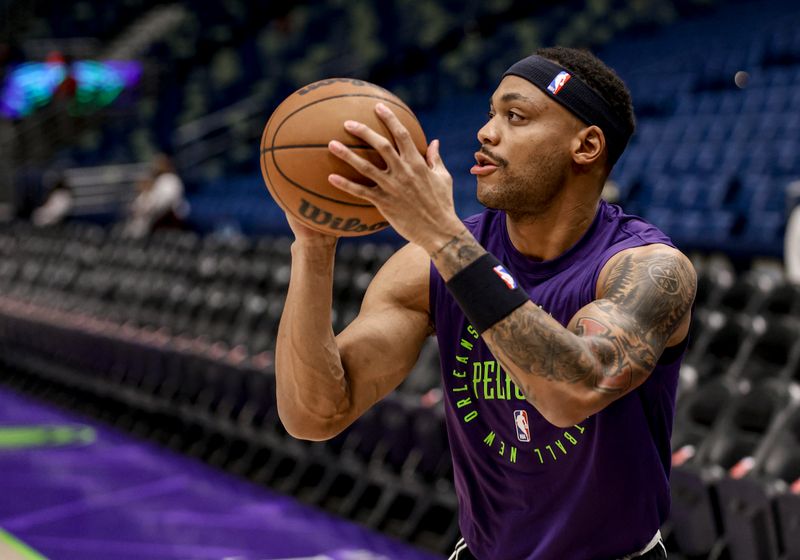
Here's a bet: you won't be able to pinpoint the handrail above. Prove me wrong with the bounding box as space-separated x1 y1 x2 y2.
174 92 266 148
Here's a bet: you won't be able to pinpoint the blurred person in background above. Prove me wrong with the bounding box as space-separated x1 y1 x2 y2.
31 175 73 227
277 47 695 560
785 180 800 284
123 153 187 238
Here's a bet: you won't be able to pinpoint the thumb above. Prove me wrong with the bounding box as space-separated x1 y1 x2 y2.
426 139 443 170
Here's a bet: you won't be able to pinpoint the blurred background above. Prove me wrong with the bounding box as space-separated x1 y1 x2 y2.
1 0 800 559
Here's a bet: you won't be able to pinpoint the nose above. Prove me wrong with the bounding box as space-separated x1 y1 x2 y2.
477 117 499 146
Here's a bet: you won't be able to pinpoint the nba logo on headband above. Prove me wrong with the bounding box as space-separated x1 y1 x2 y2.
547 70 571 95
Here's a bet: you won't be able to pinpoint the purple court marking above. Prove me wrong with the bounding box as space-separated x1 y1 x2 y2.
0 386 443 560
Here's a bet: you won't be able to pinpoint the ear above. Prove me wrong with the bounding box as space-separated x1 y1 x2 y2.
572 125 606 166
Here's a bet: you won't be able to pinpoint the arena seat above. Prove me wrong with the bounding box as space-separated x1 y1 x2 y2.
684 310 749 381
711 382 800 560
670 376 738 555
733 403 800 556
728 316 800 383
714 269 779 314
669 376 792 557
758 282 800 317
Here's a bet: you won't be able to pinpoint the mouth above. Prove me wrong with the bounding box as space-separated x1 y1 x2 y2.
470 151 500 176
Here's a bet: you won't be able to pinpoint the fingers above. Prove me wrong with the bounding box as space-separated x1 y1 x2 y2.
426 139 442 169
336 103 419 165
285 214 338 245
328 103 430 199
374 103 419 159
328 172 378 202
328 139 383 182
342 117 401 167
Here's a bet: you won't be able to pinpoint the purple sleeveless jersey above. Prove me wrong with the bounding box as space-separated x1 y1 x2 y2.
429 201 687 560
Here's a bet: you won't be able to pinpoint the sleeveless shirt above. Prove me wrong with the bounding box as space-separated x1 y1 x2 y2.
429 201 687 560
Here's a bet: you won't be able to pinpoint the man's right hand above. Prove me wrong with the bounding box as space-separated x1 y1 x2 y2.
285 214 338 248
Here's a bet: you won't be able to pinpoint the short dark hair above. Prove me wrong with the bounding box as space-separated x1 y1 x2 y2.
535 46 635 167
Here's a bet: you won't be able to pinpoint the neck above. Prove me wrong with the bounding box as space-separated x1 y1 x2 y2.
505 195 600 261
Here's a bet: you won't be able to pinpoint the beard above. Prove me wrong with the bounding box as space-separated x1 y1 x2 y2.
477 151 569 220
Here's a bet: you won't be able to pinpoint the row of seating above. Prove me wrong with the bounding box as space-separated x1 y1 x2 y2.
0 222 397 349
5 221 800 397
670 374 800 559
0 293 459 553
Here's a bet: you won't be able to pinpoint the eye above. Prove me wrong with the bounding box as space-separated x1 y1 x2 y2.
487 110 496 120
508 110 523 122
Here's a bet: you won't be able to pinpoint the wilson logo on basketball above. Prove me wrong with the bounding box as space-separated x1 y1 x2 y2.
298 199 389 233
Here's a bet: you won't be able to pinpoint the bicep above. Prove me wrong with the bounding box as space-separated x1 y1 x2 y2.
336 243 432 418
568 245 696 399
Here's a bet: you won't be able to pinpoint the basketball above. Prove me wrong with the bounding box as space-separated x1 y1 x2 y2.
259 78 427 237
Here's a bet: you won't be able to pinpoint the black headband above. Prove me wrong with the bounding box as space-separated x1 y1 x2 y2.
503 55 633 165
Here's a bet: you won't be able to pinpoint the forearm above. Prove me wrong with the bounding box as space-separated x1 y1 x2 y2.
275 240 351 438
483 303 601 425
429 230 603 425
429 228 485 279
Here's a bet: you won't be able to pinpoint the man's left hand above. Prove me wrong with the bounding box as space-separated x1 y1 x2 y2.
327 102 465 252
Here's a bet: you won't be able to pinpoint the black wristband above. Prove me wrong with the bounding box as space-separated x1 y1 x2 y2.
445 253 530 333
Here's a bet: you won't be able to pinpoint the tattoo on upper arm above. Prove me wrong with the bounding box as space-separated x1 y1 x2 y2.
486 249 696 398
600 251 696 345
573 250 696 392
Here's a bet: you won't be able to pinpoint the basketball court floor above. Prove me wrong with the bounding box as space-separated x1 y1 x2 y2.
0 386 442 560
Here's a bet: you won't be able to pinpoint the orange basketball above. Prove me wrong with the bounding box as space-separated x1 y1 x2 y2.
260 78 427 237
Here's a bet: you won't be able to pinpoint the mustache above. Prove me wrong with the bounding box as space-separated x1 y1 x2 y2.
480 146 508 167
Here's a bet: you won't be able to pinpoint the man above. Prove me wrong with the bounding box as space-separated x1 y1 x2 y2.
276 47 696 560
31 176 73 227
123 154 187 238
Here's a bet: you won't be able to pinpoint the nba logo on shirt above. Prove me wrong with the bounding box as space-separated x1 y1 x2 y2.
547 71 571 95
514 410 530 442
492 265 517 289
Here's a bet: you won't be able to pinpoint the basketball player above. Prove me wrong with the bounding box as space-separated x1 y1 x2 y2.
276 47 695 559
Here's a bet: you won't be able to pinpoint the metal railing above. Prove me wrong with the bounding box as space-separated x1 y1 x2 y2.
173 91 268 171
63 162 150 216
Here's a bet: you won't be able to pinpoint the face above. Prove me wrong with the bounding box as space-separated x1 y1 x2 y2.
473 76 582 217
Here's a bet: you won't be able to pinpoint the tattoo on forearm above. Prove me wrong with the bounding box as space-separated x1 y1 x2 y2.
486 249 696 399
430 230 485 278
430 230 467 259
487 306 597 400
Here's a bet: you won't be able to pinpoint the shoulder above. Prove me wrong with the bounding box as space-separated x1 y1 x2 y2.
595 244 696 346
598 243 696 301
603 202 674 247
584 203 677 302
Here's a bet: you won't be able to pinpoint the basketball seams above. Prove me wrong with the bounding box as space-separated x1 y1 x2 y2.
260 144 373 154
259 85 424 236
270 93 419 148
263 93 417 209
260 146 295 220
261 149 383 237
262 92 424 208
270 147 376 208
